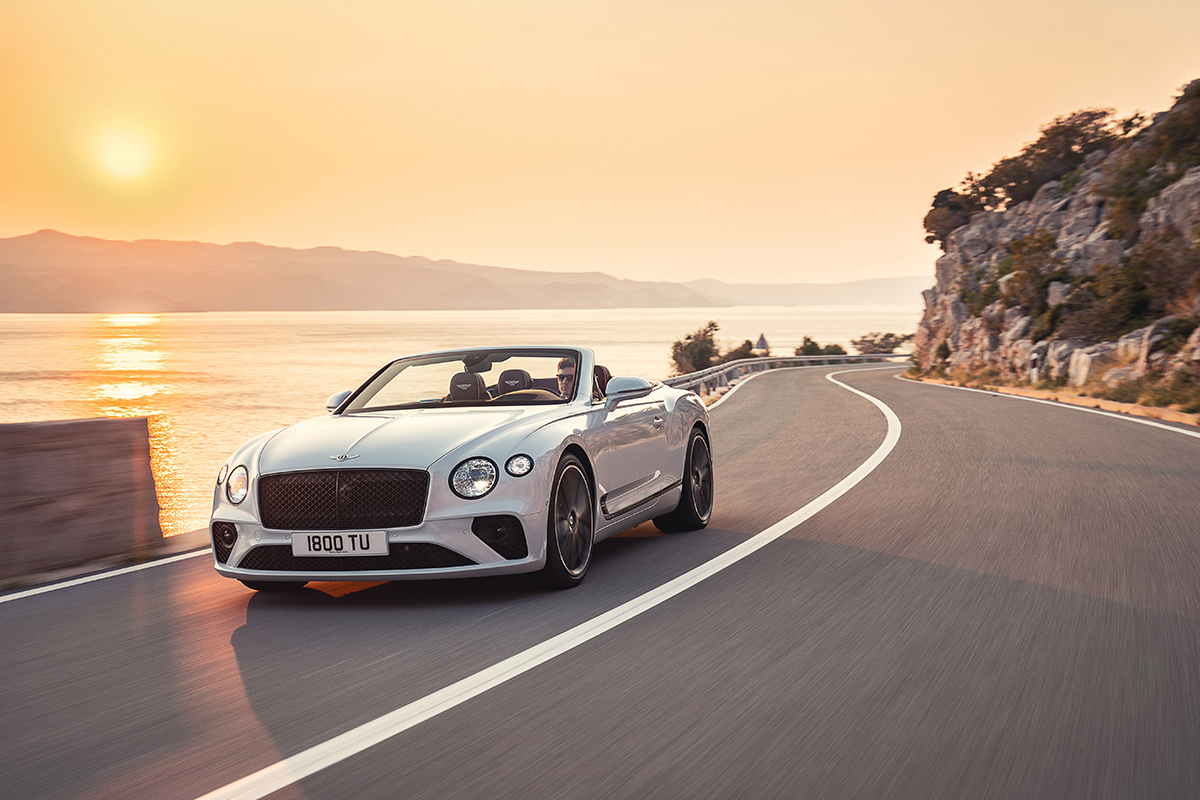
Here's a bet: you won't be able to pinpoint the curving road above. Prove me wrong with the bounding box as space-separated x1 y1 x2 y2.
4 366 1200 799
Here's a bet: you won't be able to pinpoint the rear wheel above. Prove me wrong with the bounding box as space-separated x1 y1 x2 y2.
542 454 594 588
654 428 713 533
239 579 308 592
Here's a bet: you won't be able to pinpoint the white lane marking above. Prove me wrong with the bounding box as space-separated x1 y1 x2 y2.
708 362 904 410
195 368 901 800
899 375 1200 441
0 550 210 605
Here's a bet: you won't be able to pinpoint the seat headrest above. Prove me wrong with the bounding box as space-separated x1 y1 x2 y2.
497 369 533 394
593 365 611 394
449 372 486 401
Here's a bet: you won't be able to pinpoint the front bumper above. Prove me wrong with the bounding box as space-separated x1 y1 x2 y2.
211 510 548 582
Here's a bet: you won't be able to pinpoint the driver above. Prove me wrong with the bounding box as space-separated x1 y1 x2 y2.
555 356 577 398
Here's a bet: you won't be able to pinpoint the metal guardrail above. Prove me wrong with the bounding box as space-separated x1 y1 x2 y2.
661 353 913 396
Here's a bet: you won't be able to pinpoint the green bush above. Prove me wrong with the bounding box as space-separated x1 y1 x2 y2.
1145 370 1200 408
1100 379 1145 404
1098 81 1200 241
670 321 720 374
1058 233 1200 342
850 332 913 354
1161 316 1200 354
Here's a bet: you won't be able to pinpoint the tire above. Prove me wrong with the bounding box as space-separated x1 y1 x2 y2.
542 454 594 589
239 579 308 592
654 428 714 533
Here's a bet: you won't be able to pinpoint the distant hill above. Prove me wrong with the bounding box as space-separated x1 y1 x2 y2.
0 230 930 313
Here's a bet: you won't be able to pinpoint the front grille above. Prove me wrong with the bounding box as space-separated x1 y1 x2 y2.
211 522 237 564
236 543 475 572
258 469 429 530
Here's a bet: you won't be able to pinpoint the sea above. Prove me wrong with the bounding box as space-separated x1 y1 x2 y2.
0 305 921 536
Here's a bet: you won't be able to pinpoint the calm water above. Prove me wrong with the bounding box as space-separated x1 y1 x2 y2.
0 306 920 535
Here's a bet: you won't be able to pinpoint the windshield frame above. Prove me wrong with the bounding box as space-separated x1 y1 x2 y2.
339 347 584 413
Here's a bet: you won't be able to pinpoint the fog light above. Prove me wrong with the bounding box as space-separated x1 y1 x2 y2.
211 522 239 565
471 515 527 560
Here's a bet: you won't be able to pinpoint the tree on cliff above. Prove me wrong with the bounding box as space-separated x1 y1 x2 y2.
924 109 1145 248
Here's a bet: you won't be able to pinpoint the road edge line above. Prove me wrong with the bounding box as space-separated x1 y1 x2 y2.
897 374 1200 441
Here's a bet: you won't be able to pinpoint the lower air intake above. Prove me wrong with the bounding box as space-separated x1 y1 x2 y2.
236 543 474 572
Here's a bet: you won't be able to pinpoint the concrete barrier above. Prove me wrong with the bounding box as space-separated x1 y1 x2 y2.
0 417 162 581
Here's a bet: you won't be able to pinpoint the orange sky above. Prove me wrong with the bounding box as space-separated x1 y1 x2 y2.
1 0 1196 284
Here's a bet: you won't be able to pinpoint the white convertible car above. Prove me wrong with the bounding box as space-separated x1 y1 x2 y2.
210 346 713 590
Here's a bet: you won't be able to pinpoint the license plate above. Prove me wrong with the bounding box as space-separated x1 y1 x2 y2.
291 531 388 557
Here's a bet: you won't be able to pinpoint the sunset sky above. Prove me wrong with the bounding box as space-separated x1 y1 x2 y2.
1 0 1196 284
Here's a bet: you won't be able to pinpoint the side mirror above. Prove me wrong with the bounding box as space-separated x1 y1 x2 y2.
326 389 353 412
605 376 653 409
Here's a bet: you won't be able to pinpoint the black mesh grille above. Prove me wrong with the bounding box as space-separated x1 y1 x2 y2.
235 543 475 572
258 469 429 530
211 522 237 564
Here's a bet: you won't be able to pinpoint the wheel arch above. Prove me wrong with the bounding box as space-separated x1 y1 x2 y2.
558 442 596 496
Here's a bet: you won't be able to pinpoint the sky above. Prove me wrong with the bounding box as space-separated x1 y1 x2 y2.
1 0 1197 284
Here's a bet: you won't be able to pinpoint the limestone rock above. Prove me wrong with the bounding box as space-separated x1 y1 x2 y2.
1047 282 1072 307
1068 343 1117 386
1139 166 1200 239
1133 316 1177 377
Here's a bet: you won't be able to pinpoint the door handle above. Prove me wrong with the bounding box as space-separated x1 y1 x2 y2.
652 416 664 429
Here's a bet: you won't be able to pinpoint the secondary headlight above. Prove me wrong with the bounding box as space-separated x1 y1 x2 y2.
226 465 249 504
450 458 498 499
505 454 534 477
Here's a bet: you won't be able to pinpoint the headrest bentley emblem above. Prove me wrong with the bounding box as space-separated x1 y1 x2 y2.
330 453 361 461
505 380 518 386
456 383 471 390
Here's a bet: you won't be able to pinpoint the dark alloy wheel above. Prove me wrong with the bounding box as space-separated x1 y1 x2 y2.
543 454 594 588
654 428 714 533
239 580 308 592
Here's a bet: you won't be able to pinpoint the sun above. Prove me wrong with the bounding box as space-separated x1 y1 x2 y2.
97 130 153 179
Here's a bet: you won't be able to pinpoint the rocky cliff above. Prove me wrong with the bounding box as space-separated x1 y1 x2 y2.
915 81 1200 400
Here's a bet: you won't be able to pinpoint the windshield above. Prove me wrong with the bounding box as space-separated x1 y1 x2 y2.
343 349 581 412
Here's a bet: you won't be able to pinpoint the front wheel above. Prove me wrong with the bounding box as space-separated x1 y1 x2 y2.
542 454 594 589
654 428 714 533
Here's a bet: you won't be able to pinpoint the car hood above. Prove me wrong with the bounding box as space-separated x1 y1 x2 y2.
256 407 553 474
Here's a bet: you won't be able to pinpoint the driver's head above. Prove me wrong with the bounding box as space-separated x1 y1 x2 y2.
556 356 576 396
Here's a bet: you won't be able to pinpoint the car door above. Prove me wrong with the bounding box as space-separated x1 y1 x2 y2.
593 390 670 520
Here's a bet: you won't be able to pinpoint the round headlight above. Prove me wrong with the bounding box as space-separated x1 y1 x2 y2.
217 464 228 485
505 454 534 477
226 465 249 504
450 458 498 499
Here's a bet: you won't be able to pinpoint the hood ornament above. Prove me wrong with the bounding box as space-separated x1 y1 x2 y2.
330 453 361 461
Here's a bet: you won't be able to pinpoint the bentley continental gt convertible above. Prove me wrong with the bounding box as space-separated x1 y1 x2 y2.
210 346 713 590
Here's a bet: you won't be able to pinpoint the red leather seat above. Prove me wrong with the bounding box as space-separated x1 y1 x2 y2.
593 365 611 394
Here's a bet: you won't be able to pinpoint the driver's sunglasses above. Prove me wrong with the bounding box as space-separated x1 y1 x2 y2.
556 373 575 382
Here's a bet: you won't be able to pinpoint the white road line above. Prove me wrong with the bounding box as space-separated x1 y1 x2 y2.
708 362 904 410
899 375 1200 441
194 368 902 800
0 550 210 605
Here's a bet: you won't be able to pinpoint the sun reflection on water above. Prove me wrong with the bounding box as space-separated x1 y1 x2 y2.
85 314 187 537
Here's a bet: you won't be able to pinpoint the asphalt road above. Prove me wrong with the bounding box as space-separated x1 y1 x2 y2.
4 366 1200 800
